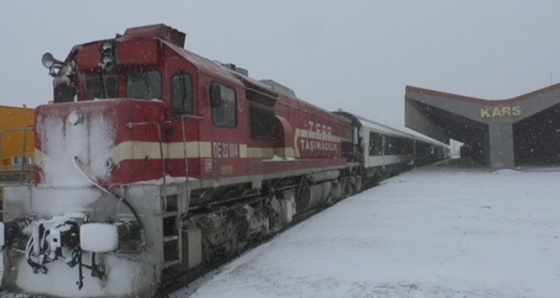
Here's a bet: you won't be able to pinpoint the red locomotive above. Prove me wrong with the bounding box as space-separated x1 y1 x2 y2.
0 24 447 297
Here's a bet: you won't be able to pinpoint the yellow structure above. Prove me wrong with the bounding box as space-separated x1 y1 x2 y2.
1 105 34 213
0 104 34 173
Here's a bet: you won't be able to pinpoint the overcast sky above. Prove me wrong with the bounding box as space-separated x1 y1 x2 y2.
1 1 559 130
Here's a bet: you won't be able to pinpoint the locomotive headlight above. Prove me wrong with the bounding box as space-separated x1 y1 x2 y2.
100 40 117 71
102 42 113 52
68 110 83 125
102 56 115 70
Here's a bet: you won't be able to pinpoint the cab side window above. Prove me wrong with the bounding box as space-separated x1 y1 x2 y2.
171 72 193 115
210 83 237 127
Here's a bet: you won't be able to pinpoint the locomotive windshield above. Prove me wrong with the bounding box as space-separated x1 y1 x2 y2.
127 71 162 100
85 76 118 100
53 82 77 103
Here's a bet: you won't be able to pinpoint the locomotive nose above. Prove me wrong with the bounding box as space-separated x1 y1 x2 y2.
36 103 118 187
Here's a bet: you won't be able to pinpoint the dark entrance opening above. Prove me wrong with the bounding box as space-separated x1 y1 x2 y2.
513 103 560 166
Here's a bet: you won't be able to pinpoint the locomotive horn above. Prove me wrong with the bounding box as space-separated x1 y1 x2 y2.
42 52 59 68
42 52 73 77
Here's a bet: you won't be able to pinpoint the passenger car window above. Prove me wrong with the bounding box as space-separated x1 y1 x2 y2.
127 71 162 99
171 72 193 115
210 83 237 127
369 132 383 155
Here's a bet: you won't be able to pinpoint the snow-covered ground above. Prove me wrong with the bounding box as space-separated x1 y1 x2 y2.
2 161 559 297
173 161 560 298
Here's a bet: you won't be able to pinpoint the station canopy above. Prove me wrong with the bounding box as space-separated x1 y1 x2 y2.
405 83 560 168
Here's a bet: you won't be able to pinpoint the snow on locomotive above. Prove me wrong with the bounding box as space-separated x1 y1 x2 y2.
0 24 447 297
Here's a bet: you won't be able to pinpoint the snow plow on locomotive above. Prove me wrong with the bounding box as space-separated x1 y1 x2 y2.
0 24 448 297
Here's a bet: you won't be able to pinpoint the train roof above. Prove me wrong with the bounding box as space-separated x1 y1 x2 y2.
358 116 413 139
336 110 412 138
336 110 448 147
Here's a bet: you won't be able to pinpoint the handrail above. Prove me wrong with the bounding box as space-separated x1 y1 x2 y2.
125 121 168 211
20 125 33 184
180 115 191 216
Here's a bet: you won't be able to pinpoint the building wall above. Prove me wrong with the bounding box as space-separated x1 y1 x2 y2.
0 105 35 169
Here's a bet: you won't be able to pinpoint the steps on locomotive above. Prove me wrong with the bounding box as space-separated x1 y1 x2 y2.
163 194 183 268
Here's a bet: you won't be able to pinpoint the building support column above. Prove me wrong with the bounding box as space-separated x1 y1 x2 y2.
488 123 514 169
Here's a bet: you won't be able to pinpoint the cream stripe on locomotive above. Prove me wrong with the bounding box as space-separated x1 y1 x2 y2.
246 147 274 159
108 126 343 162
35 129 341 166
110 141 213 162
106 141 297 163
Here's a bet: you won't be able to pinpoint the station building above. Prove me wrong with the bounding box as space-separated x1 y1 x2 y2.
405 83 560 169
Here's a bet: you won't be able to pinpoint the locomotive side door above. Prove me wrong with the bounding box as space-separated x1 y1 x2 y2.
206 81 248 181
164 57 202 180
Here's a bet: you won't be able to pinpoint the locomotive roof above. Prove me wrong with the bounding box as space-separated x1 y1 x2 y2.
162 39 343 119
90 24 354 123
162 40 306 102
69 24 321 114
161 39 245 88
